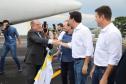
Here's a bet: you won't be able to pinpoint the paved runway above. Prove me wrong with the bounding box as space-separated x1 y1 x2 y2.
0 56 63 84
0 36 64 84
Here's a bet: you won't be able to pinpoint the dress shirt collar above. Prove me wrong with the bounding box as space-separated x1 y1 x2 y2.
101 23 113 33
74 23 82 32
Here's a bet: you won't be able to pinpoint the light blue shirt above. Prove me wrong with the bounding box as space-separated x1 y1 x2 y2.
3 26 19 45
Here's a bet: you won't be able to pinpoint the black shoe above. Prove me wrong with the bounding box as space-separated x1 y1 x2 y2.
18 67 22 72
0 71 4 75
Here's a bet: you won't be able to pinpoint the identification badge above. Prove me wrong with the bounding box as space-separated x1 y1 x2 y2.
9 36 13 39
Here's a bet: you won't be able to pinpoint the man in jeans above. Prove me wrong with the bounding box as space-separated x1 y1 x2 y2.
90 6 122 84
0 20 22 74
57 11 94 84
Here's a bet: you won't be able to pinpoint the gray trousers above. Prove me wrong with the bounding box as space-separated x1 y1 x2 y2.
24 63 41 84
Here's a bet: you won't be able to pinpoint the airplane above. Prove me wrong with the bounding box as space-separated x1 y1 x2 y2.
0 0 82 24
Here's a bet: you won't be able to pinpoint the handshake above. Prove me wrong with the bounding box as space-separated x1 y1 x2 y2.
51 39 69 48
52 39 62 46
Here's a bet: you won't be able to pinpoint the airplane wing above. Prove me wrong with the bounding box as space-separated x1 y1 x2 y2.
0 0 82 24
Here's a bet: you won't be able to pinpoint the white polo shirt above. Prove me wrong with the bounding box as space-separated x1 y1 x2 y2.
94 23 122 66
68 23 94 58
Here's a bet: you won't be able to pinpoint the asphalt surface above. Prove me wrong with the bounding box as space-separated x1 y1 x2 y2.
0 56 63 84
0 36 64 84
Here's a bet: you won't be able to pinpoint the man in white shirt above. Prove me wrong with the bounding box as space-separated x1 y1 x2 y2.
57 23 65 39
90 6 122 84
58 31 65 40
58 11 94 84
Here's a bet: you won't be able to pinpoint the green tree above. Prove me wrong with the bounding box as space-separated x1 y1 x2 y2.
113 16 126 37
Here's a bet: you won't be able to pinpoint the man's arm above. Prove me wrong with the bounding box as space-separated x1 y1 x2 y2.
82 56 90 75
29 32 58 45
90 65 96 78
82 30 94 75
100 65 114 84
29 32 48 45
60 42 71 48
100 33 122 84
15 28 21 45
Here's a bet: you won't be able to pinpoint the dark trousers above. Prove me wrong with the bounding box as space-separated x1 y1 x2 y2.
92 66 116 84
61 61 75 84
116 50 126 84
24 64 41 84
0 44 21 72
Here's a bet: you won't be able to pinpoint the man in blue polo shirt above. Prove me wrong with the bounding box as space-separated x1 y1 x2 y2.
0 20 22 74
53 20 75 84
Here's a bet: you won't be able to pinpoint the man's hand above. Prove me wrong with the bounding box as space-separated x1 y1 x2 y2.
90 69 94 78
82 56 90 75
90 65 95 78
100 77 108 84
99 64 113 84
82 65 88 75
52 39 61 45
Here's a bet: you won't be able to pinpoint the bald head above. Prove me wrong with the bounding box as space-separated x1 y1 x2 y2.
30 20 42 31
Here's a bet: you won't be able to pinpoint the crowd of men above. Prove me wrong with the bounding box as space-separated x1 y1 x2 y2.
0 5 126 84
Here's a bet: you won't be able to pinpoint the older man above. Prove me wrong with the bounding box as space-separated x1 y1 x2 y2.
24 20 57 84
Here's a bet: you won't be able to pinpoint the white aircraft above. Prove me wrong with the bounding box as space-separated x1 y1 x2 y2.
0 0 82 24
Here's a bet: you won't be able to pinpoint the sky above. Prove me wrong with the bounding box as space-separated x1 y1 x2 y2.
15 0 126 35
80 0 126 17
79 0 126 28
40 0 126 28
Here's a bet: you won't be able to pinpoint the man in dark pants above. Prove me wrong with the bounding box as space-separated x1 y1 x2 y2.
24 20 56 84
116 50 126 84
60 21 74 84
53 20 75 84
90 6 122 84
0 20 22 74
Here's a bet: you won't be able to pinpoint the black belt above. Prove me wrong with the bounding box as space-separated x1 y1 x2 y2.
74 58 85 61
95 65 107 69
